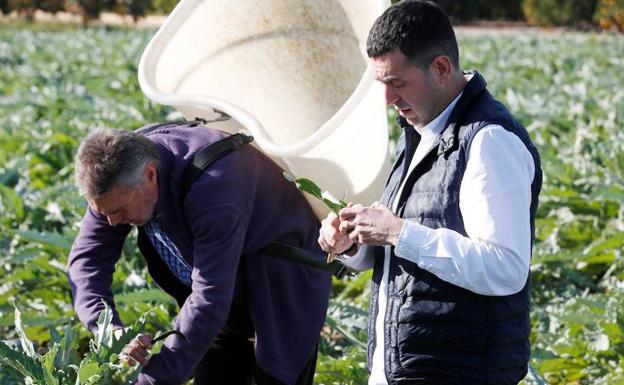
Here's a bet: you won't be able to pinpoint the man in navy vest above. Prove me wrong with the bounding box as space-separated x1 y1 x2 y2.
318 1 542 384
68 124 330 385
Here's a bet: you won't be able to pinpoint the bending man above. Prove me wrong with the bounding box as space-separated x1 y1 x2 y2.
68 122 330 385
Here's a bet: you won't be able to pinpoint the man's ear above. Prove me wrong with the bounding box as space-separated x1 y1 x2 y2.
144 161 158 184
429 55 453 82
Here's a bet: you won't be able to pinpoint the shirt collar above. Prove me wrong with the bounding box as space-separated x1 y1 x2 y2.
414 92 463 138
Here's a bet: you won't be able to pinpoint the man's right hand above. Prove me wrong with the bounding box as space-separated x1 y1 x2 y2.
318 211 356 255
121 333 153 367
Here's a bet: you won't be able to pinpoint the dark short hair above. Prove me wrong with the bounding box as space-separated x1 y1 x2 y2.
366 0 459 69
75 129 159 198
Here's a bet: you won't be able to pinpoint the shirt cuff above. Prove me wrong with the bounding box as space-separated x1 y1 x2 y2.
394 219 433 265
335 246 373 271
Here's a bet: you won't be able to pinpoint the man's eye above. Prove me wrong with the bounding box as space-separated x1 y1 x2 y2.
390 81 405 88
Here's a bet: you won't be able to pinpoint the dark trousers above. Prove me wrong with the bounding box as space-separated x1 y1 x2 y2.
193 302 317 385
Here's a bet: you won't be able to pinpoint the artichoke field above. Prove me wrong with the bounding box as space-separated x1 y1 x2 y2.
0 24 623 384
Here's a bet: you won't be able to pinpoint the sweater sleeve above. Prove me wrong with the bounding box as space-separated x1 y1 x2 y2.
138 181 248 385
67 206 131 333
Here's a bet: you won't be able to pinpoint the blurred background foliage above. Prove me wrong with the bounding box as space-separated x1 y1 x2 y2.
0 0 623 31
0 0 177 23
1 5 624 385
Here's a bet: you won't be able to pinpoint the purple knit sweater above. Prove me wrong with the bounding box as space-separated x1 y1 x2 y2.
67 125 331 385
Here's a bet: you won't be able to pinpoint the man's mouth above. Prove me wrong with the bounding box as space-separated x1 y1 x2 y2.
396 106 411 115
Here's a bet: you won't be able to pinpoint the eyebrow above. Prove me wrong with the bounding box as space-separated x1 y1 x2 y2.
376 75 403 83
94 204 121 216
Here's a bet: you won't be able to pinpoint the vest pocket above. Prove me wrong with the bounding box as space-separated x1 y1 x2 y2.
397 321 487 370
395 297 488 371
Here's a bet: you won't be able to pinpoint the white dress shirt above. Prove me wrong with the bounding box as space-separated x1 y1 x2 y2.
339 92 536 385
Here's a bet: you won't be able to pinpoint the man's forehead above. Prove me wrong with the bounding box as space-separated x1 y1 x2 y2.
371 51 411 79
88 186 129 211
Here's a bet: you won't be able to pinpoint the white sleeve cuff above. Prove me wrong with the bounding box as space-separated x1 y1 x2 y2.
335 245 374 271
394 219 433 265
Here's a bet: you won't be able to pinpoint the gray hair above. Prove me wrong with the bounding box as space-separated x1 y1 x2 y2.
75 128 159 198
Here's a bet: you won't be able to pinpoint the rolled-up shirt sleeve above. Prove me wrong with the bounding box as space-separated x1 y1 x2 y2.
394 125 535 296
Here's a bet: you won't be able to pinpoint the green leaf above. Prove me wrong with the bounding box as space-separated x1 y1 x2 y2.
283 172 322 200
13 301 37 359
76 357 101 385
9 229 75 252
0 184 25 221
0 340 46 383
108 325 141 365
54 324 78 369
584 232 624 256
283 172 347 214
41 343 60 372
95 302 115 356
325 315 366 349
41 354 60 385
115 289 176 305
50 327 62 345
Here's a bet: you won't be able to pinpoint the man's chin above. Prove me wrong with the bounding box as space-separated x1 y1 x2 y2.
398 113 417 126
132 210 156 227
398 112 421 126
405 118 419 126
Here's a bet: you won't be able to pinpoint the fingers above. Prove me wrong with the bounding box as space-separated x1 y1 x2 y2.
342 202 400 246
339 203 364 220
318 228 351 254
320 212 344 240
339 204 365 239
137 333 153 349
338 219 353 235
122 334 153 367
321 212 340 229
121 353 137 367
348 227 363 244
318 233 332 252
318 212 355 254
320 218 340 242
321 203 394 253
318 226 340 253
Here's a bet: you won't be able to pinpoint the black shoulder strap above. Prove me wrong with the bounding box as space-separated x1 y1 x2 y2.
180 132 254 198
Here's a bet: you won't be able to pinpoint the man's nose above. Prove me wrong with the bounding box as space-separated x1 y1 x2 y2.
384 85 399 106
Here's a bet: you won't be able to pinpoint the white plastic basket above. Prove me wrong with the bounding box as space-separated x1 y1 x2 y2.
138 0 391 218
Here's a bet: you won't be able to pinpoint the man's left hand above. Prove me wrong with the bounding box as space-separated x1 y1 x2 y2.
338 202 404 246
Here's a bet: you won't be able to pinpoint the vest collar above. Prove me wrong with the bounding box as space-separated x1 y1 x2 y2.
438 71 488 156
396 71 488 157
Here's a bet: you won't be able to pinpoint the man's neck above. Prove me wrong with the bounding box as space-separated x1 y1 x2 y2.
417 71 468 130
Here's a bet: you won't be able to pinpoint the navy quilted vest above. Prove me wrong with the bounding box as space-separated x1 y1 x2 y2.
367 72 542 385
